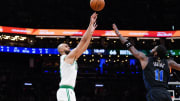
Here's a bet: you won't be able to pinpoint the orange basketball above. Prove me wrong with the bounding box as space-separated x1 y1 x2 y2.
90 0 105 11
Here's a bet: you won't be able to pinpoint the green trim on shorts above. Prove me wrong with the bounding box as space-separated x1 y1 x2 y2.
60 85 74 90
66 89 70 101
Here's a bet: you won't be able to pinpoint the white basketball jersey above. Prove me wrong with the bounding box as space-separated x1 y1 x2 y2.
59 55 78 88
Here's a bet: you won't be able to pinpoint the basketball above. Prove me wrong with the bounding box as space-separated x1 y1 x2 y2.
90 0 105 11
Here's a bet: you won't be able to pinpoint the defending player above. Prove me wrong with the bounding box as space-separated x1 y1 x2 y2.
113 23 180 101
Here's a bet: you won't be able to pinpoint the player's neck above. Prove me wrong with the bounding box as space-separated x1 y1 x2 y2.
61 52 67 55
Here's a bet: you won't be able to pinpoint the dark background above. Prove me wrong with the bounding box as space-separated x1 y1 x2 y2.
0 0 180 101
0 0 180 30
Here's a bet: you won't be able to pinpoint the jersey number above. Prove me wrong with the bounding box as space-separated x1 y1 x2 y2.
154 69 164 82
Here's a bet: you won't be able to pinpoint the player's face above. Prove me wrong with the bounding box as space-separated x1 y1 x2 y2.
151 46 158 55
63 44 70 54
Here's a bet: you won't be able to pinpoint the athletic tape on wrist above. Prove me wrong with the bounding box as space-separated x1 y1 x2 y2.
124 41 133 49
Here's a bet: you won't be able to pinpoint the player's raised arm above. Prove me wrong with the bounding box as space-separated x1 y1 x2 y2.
112 24 148 69
168 59 180 71
65 12 98 64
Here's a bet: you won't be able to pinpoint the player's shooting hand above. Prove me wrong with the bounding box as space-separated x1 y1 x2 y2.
112 23 121 36
90 12 98 30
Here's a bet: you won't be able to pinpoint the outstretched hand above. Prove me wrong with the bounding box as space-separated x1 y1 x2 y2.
112 23 121 36
89 12 98 31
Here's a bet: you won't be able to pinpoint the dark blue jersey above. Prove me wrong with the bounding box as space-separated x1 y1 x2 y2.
143 57 170 91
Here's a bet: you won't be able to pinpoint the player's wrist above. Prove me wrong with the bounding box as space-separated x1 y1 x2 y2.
89 22 94 26
123 41 133 49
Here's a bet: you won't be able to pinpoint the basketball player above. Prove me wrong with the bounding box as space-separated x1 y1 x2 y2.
56 12 98 101
112 23 180 101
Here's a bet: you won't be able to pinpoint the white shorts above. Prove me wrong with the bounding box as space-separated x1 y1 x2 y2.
56 88 76 101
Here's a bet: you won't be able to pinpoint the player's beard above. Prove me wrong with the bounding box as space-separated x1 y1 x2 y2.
65 50 70 54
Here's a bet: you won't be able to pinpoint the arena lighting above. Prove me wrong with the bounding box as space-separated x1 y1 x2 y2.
10 38 16 41
20 37 27 41
69 36 82 39
44 70 48 73
11 36 27 41
106 37 123 39
138 37 160 40
142 41 146 44
95 84 104 87
91 37 101 39
172 25 175 30
69 41 72 44
171 39 175 43
4 35 10 39
24 83 32 86
1 35 27 41
1 45 180 56
136 72 140 74
10 36 16 40
57 36 101 39
137 38 140 41
14 35 19 38
36 36 65 38
166 37 180 39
